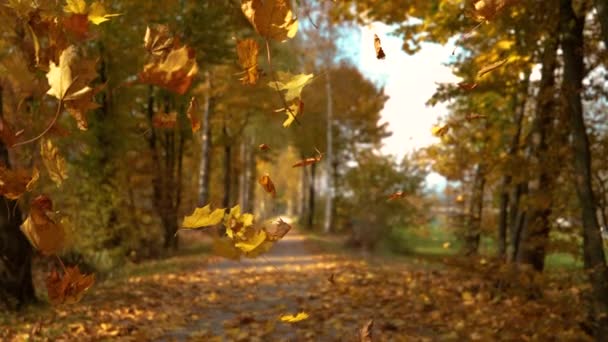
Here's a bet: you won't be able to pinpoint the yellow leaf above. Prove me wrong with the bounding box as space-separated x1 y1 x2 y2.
431 124 450 137
235 229 267 252
64 0 87 14
40 139 68 186
87 2 121 25
212 237 241 260
241 0 298 42
182 204 225 229
236 38 259 85
476 57 509 79
269 72 313 102
280 312 309 323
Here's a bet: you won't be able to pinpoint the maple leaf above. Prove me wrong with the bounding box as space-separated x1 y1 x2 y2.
241 0 299 42
259 143 271 151
0 166 39 200
20 195 65 256
182 204 225 229
40 139 68 186
64 0 87 14
269 72 313 102
265 218 291 241
87 2 121 25
46 46 92 101
258 174 276 197
293 149 323 168
374 34 386 59
139 45 199 95
275 99 304 127
234 229 267 253
280 312 309 323
46 265 95 305
212 237 241 260
431 124 450 137
476 58 509 79
224 205 254 239
186 97 201 132
236 38 260 85
359 319 374 342
152 111 177 129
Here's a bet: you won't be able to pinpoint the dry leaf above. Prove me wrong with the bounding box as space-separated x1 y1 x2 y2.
236 38 260 85
40 139 68 186
139 45 199 94
265 218 291 241
431 124 450 137
457 82 478 91
144 25 175 58
20 195 65 256
46 265 95 305
293 149 323 168
280 312 309 323
241 0 298 42
359 319 374 342
0 166 39 199
476 58 509 79
259 143 271 151
258 174 276 197
182 204 225 229
328 273 336 285
374 34 386 59
472 0 518 22
387 191 406 201
186 97 201 132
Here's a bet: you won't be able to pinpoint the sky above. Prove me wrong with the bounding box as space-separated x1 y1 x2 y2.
339 23 460 190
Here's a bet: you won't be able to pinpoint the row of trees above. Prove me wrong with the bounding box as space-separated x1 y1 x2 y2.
332 0 608 338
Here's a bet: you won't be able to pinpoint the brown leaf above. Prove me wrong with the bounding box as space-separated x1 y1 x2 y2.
20 195 65 256
476 58 509 79
46 265 95 305
265 218 291 241
387 191 406 201
328 273 336 285
40 139 68 186
186 96 201 132
241 0 298 42
0 117 19 147
374 34 386 60
152 111 177 129
292 149 323 168
144 25 175 58
236 38 260 85
62 14 89 39
457 82 478 91
258 173 276 197
0 166 39 200
259 143 271 151
139 45 199 94
359 319 374 342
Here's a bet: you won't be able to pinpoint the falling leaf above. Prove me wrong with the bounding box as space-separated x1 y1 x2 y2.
186 97 201 132
0 166 39 200
64 0 87 14
40 139 68 186
359 319 374 342
431 124 450 137
280 312 309 323
46 46 92 101
374 34 386 59
234 229 267 252
387 191 406 201
241 0 299 42
265 218 291 241
152 111 177 129
236 38 260 85
472 0 518 22
456 194 465 203
87 2 121 25
293 149 323 167
457 82 478 91
476 58 509 79
328 273 336 285
46 265 95 305
182 204 225 229
259 143 271 151
139 45 199 94
258 174 276 197
275 100 303 128
212 237 242 260
144 25 175 57
20 195 65 256
443 242 451 249
224 205 254 239
269 72 313 102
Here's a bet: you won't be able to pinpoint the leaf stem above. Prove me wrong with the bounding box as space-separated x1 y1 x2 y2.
265 39 301 126
11 100 63 148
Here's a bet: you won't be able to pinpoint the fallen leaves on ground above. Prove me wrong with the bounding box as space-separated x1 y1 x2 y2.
0 232 592 341
280 312 309 323
46 265 95 305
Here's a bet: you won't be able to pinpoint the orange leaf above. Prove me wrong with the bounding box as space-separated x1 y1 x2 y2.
258 174 276 197
236 38 260 85
46 265 95 305
265 218 291 241
20 195 65 256
292 149 323 168
152 111 177 129
387 191 406 201
457 82 478 91
259 143 271 151
187 97 201 132
0 166 39 200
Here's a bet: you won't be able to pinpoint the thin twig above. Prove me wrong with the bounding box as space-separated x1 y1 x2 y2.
265 39 301 126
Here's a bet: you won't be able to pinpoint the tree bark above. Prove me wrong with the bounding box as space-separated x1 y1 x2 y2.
307 163 317 228
561 0 608 337
198 72 213 206
498 73 530 260
323 71 334 234
516 35 559 271
222 121 232 209
0 86 35 309
464 163 486 256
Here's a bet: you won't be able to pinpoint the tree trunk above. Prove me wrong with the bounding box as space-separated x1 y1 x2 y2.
198 72 213 206
222 122 232 209
323 71 334 234
516 35 558 271
498 72 530 260
510 182 528 261
246 138 256 213
0 86 35 309
464 163 486 256
299 161 308 219
594 0 608 48
307 163 316 228
561 0 608 337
